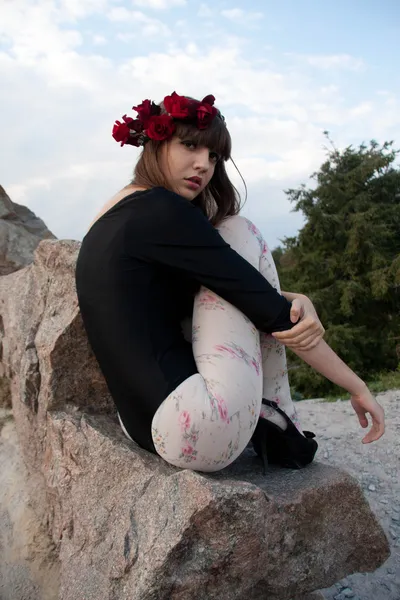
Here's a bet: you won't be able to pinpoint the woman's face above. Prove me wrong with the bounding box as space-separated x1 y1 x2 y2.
160 135 220 200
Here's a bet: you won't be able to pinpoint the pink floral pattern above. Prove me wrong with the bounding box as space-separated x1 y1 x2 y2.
148 216 303 472
214 342 261 376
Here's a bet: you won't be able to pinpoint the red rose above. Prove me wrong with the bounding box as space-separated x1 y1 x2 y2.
186 98 200 119
201 94 215 106
128 118 143 133
146 114 176 141
197 103 217 129
132 99 160 127
112 120 132 146
163 91 190 119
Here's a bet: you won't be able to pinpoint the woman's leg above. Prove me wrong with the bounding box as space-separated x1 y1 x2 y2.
151 216 264 472
251 220 302 432
150 216 302 472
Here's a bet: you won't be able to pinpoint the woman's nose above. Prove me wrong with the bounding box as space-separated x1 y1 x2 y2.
193 148 210 170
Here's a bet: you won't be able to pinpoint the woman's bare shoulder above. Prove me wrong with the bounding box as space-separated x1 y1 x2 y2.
86 185 148 233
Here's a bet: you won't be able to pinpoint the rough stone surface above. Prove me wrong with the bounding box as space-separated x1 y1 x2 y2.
0 237 391 600
0 409 59 600
44 410 389 600
0 239 114 473
0 374 11 408
0 185 56 276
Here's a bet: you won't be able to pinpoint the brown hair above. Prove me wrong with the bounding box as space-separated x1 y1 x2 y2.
132 100 245 226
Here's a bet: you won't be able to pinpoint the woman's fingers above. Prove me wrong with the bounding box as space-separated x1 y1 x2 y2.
272 318 324 350
352 394 385 444
361 406 385 444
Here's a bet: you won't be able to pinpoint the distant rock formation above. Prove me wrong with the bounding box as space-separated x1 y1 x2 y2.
0 185 56 276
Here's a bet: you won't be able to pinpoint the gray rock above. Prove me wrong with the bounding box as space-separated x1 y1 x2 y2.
46 412 390 600
0 186 56 276
0 239 391 600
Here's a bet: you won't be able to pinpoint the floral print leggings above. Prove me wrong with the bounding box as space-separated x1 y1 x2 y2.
120 215 302 472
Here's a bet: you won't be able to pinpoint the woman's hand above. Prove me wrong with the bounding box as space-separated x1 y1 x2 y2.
350 384 385 443
272 294 325 351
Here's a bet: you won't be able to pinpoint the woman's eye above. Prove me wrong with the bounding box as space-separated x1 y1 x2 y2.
182 141 196 149
209 152 220 163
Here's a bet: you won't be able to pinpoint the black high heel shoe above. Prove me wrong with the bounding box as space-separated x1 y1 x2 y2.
251 399 318 474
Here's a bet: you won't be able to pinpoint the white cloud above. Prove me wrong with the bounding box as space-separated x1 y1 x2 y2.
91 34 107 45
108 8 171 36
294 53 365 71
58 0 111 19
221 8 264 23
198 3 213 18
0 1 83 63
131 0 186 8
349 101 373 117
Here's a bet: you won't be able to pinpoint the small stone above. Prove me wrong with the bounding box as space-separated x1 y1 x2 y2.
342 588 355 598
392 515 400 522
368 484 376 492
323 451 330 459
387 567 395 574
389 527 398 539
380 498 389 504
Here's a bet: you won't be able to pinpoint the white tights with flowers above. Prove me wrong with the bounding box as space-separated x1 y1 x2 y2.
121 215 302 472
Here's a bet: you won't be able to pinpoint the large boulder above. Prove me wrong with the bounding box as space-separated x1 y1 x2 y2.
0 185 56 276
0 238 390 600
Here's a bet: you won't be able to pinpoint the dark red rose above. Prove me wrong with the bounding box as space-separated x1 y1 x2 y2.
122 114 133 125
197 103 217 129
201 94 215 106
112 119 132 146
186 98 200 119
132 99 161 127
146 114 176 141
120 114 143 133
163 91 190 118
128 118 143 133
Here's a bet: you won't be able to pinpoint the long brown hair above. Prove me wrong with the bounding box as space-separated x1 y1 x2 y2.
132 99 245 226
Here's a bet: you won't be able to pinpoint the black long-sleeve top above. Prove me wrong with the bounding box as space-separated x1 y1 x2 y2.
75 187 296 452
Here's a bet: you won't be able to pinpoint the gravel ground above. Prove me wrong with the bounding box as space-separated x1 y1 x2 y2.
295 389 400 600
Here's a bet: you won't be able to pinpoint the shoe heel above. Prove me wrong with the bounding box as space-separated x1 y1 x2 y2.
260 438 268 475
251 419 269 475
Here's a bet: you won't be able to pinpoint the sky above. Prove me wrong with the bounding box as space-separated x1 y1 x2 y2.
1 0 400 249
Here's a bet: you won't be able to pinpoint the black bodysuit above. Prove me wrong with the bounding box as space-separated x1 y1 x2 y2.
75 187 295 453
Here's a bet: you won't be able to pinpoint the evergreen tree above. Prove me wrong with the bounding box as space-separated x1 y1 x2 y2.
275 136 400 397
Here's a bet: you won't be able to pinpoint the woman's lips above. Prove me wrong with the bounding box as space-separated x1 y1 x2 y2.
185 178 201 190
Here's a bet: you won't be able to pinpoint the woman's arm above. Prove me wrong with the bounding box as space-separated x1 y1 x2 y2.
292 339 364 394
126 188 297 334
292 339 385 443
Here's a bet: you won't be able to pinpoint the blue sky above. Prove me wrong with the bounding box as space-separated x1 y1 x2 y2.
1 0 399 249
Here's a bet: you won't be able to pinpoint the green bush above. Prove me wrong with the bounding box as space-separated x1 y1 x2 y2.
275 136 400 397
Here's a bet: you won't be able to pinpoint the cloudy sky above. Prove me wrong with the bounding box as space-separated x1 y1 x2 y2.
1 0 399 249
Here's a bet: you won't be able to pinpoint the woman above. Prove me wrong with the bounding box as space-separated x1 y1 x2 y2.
75 92 385 474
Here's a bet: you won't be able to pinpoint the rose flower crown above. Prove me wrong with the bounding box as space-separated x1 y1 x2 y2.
112 92 224 147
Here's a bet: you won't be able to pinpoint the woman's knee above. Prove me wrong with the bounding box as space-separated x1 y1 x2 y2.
218 215 265 268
